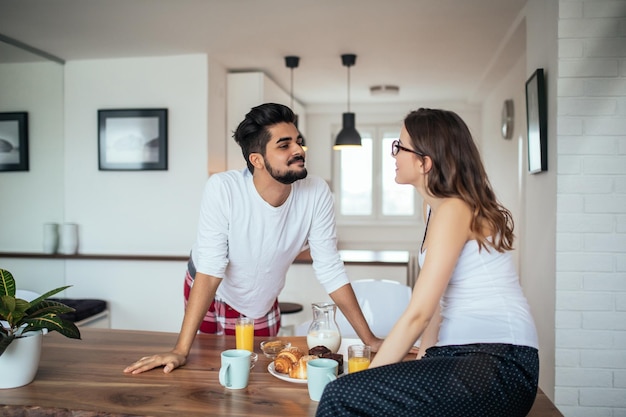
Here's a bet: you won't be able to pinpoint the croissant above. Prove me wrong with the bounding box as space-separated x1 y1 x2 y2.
289 360 307 379
299 354 319 364
276 347 303 363
273 356 292 374
287 355 317 380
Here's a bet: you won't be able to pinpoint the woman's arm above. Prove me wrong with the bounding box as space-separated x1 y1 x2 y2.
416 304 440 359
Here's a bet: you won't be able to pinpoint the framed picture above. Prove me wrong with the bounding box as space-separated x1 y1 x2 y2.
98 108 168 171
0 112 28 172
525 68 547 174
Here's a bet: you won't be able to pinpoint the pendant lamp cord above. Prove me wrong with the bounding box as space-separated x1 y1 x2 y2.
347 65 351 112
290 67 294 110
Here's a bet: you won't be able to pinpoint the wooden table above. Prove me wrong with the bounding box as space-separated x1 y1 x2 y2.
0 329 319 417
0 328 562 417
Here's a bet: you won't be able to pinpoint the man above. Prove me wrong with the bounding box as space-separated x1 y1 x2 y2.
125 103 382 374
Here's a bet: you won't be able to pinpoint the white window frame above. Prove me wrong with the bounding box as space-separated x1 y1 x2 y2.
332 124 420 225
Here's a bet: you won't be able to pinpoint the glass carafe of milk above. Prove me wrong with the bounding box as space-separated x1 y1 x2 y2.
307 302 341 353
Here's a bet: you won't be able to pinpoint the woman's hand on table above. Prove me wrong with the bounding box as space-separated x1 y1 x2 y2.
123 352 187 374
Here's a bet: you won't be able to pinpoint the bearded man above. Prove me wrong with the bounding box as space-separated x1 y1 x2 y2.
125 103 382 375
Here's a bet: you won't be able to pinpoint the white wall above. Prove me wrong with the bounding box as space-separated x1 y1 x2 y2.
0 61 65 252
555 1 626 415
520 0 560 402
480 55 527 270
55 54 209 331
480 5 559 400
64 55 208 255
207 58 228 174
65 259 186 331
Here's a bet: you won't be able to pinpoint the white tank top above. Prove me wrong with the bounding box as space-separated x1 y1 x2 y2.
419 240 538 348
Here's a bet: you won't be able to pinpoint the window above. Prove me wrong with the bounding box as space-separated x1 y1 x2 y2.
333 125 419 223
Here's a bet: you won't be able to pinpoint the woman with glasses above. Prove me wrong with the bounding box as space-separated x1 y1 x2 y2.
317 108 539 417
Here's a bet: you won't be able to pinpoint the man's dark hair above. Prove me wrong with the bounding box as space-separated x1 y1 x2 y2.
233 103 296 173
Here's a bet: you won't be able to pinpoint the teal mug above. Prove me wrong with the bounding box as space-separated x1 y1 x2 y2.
218 349 258 389
307 358 338 401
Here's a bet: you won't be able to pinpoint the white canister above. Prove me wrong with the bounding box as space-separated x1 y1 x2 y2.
58 223 79 255
42 223 59 254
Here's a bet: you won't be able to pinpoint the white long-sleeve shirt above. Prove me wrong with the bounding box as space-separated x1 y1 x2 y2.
191 168 348 318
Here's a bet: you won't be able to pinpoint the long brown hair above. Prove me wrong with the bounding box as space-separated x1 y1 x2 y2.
404 108 514 251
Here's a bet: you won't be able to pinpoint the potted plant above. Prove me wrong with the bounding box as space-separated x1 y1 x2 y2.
0 268 81 389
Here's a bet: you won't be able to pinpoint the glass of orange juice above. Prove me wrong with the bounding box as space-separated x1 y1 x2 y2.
235 317 254 352
348 344 371 373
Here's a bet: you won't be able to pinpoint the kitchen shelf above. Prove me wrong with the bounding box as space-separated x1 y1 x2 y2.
0 249 411 266
0 252 187 262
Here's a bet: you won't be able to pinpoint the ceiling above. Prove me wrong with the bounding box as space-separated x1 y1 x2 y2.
0 0 527 106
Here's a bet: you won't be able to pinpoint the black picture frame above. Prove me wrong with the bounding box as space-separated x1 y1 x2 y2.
98 108 168 171
0 112 29 172
525 68 547 174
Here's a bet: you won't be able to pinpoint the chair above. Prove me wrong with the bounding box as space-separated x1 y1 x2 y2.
295 279 412 338
15 289 41 302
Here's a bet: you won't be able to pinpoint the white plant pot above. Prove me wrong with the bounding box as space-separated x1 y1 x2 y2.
0 331 43 389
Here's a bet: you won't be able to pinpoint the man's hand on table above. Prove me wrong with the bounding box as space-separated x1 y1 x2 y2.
123 352 187 374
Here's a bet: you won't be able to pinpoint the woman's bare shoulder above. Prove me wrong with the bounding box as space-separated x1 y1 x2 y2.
436 198 472 217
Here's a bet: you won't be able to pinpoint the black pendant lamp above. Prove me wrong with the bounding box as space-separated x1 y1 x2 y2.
285 55 307 150
333 53 361 149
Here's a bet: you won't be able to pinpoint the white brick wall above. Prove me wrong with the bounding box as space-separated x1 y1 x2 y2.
556 1 626 416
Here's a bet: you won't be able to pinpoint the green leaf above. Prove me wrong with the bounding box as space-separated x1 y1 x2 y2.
55 319 81 340
0 294 16 312
22 316 81 340
28 286 72 307
26 299 76 317
0 269 16 298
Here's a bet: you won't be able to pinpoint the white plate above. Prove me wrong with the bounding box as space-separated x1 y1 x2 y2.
266 340 359 384
267 362 307 384
267 353 350 384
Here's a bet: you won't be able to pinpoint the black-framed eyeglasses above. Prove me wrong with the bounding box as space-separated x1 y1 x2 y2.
391 139 424 157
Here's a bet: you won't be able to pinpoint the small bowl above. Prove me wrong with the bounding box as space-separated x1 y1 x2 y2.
260 340 292 359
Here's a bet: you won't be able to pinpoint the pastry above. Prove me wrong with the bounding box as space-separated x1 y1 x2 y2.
321 352 344 374
289 360 307 379
288 355 317 379
309 345 331 357
263 340 285 350
273 356 293 374
276 346 304 363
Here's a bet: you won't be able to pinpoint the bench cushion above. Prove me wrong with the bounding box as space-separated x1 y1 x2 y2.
49 298 107 323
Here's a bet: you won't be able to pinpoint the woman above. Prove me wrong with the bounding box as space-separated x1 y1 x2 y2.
316 108 539 417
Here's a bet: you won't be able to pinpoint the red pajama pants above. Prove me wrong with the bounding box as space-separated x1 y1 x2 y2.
183 269 281 336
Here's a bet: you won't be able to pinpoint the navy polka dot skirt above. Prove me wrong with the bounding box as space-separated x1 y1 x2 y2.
316 343 539 417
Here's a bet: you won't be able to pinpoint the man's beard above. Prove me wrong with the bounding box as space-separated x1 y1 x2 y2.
264 155 308 185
